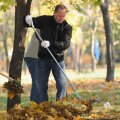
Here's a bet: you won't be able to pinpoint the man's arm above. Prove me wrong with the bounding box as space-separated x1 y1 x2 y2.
53 25 72 52
23 15 46 29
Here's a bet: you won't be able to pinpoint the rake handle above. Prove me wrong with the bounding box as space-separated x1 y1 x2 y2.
0 72 14 81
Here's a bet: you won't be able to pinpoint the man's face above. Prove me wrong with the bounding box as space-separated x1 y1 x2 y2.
54 9 67 23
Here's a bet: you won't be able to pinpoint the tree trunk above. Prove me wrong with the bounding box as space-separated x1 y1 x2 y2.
100 0 115 82
91 31 96 71
89 11 98 71
7 0 32 111
0 26 9 72
37 0 41 15
91 25 98 71
3 32 9 72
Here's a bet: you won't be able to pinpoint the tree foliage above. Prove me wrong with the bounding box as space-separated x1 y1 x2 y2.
0 0 16 11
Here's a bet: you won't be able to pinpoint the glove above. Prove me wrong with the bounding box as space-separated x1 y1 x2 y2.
25 15 33 26
41 40 50 48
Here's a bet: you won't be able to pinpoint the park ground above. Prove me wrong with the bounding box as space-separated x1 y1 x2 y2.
0 66 120 119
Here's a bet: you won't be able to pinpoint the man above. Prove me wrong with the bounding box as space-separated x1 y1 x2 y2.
24 30 40 102
24 4 72 103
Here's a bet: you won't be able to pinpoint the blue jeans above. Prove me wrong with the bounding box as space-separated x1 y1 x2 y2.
36 58 67 103
24 57 40 102
25 57 66 103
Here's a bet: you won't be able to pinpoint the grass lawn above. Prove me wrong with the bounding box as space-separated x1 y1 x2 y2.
0 67 120 119
0 80 120 110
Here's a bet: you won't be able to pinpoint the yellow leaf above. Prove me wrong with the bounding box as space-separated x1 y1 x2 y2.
101 87 109 92
73 115 84 120
89 114 99 119
0 111 9 119
8 92 15 99
29 101 38 108
108 82 113 88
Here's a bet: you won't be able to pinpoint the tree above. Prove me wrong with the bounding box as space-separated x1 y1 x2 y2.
7 0 32 111
1 26 9 72
71 0 115 80
0 13 14 72
71 1 100 71
100 0 115 82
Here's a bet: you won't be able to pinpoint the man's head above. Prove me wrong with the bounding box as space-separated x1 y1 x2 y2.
54 4 68 23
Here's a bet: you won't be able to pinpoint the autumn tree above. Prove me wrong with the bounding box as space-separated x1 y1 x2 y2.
0 12 14 72
71 0 115 81
7 0 32 111
100 0 115 81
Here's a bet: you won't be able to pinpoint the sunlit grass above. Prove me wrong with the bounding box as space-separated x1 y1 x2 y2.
0 89 120 112
65 67 120 80
0 94 7 111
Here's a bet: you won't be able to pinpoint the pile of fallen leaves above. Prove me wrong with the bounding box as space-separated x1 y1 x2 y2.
1 99 120 120
3 80 24 93
87 111 120 120
3 80 24 94
6 98 92 120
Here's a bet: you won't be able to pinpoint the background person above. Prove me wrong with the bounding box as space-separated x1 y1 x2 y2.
24 30 40 102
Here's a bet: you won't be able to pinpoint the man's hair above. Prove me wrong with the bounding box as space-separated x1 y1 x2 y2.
54 4 68 12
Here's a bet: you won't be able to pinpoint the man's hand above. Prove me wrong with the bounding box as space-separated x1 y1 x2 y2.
41 40 50 48
25 15 33 26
